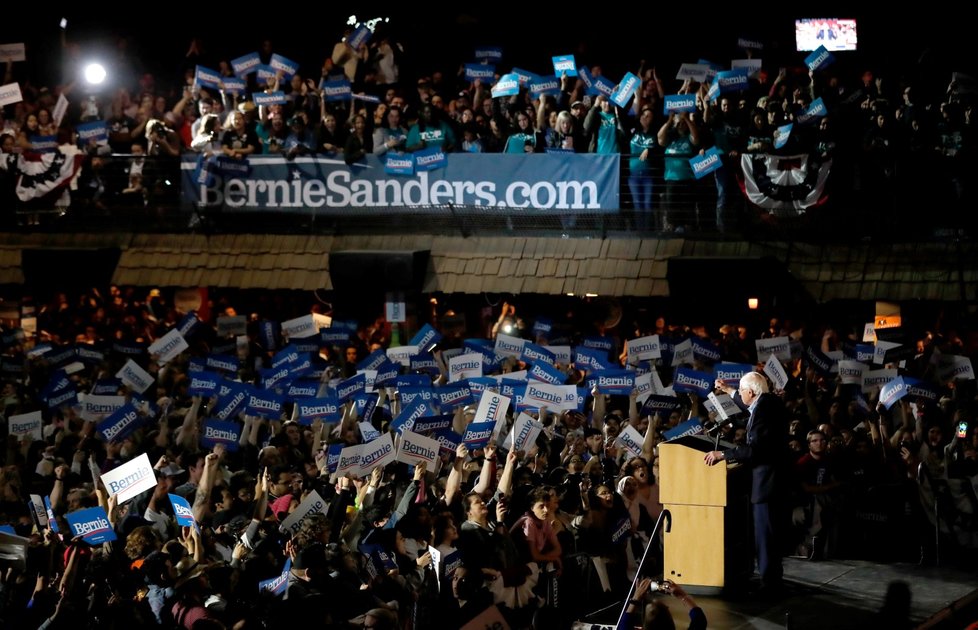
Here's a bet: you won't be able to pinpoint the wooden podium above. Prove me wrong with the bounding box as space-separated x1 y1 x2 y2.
658 434 748 593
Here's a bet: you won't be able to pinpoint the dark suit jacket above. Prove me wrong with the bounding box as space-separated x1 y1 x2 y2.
725 392 787 503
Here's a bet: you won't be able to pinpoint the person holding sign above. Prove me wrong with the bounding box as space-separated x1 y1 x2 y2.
583 94 625 154
657 107 701 232
704 372 788 597
628 106 658 230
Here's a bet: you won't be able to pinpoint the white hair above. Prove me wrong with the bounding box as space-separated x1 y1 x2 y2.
740 372 769 396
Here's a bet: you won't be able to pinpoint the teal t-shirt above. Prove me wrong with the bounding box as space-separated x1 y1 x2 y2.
663 135 696 181
628 130 656 172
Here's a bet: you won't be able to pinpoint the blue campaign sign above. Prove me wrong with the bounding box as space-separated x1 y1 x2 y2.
188 371 221 397
322 77 352 101
579 66 597 94
805 346 834 376
67 507 117 545
593 76 616 97
320 327 351 346
385 153 414 176
511 67 538 86
411 353 440 374
97 402 144 443
552 54 577 77
410 324 443 353
490 73 520 98
663 418 704 441
530 75 561 98
76 120 108 145
271 345 304 370
111 340 145 357
194 65 223 89
664 94 697 114
270 53 299 77
465 63 496 82
247 390 286 419
396 375 431 389
259 559 291 597
223 77 246 95
399 386 436 407
528 361 565 385
610 72 641 108
432 428 464 454
716 68 749 94
672 367 714 397
295 397 342 424
169 494 196 528
178 312 201 338
880 376 907 410
714 362 754 384
287 380 320 399
532 317 553 337
436 384 473 408
583 336 614 352
691 337 721 363
474 46 503 62
201 419 242 451
231 52 261 77
575 346 614 372
903 377 939 401
206 353 241 374
182 153 620 214
373 359 401 387
253 91 287 106
588 369 636 395
30 135 57 152
358 349 388 372
412 414 453 434
337 373 367 402
390 398 435 433
774 123 793 149
326 443 343 473
214 382 249 420
260 320 280 351
44 497 59 533
414 147 447 172
465 377 497 398
74 343 105 364
463 421 495 448
689 147 724 179
805 45 835 72
521 342 556 366
92 378 122 395
347 25 372 50
641 394 682 418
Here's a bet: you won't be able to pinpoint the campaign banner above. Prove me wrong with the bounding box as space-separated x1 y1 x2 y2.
52 93 69 127
474 46 503 62
97 402 144 442
411 414 453 434
690 146 724 179
493 333 525 359
504 413 543 452
201 419 242 451
671 339 693 366
279 490 328 536
231 52 261 77
177 312 201 339
551 54 577 76
0 43 26 62
436 384 472 409
269 53 299 77
672 368 714 397
610 72 641 108
529 75 561 98
527 361 565 385
169 494 196 528
271 346 305 371
521 381 576 412
183 153 619 213
939 355 975 382
8 411 42 440
116 359 153 394
101 453 155 504
246 390 285 419
194 65 223 90
259 558 291 596
45 385 77 409
465 63 496 82
863 369 898 394
148 329 188 365
74 344 105 365
615 425 645 458
391 399 436 434
676 63 710 82
462 421 495 449
0 82 23 107
396 429 440 469
76 120 108 145
706 392 741 420
347 24 372 50
81 394 126 422
879 376 907 410
322 77 352 101
111 340 147 358
763 354 789 391
755 336 791 362
664 94 697 114
490 73 520 98
359 432 396 471
386 346 418 371
532 316 553 337
67 506 117 545
716 68 750 93
805 45 835 72
473 390 510 430
589 369 636 395
448 353 483 382
414 147 447 172
773 123 793 150
188 371 221 397
838 360 866 385
410 324 443 353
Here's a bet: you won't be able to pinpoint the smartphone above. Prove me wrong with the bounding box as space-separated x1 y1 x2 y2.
957 421 968 439
60 18 67 29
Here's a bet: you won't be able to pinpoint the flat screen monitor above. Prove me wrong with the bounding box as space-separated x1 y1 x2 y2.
795 18 858 52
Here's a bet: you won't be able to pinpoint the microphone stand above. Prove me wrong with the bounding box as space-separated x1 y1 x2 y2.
613 509 672 630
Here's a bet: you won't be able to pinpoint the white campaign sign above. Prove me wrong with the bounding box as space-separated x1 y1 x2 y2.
0 43 26 62
278 490 328 536
148 329 189 365
503 413 543 452
763 354 789 391
116 359 154 394
626 335 661 363
449 353 484 382
8 411 42 440
100 453 156 504
359 432 396 472
0 82 24 107
80 394 126 422
615 425 644 458
396 429 440 469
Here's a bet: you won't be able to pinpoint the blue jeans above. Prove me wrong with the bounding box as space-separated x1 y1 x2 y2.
628 171 654 231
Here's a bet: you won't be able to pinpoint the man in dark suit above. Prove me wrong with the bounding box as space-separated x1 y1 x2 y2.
704 372 787 595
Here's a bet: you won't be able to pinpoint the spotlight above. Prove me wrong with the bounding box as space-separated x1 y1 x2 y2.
84 63 107 85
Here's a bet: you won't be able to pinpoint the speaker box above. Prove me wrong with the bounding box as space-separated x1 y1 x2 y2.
329 250 430 294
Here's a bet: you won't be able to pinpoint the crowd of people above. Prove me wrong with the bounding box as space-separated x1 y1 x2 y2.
0 285 975 630
1 22 975 233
